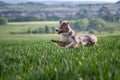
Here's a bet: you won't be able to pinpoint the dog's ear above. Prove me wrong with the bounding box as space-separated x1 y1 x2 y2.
59 20 63 24
67 22 70 24
65 22 70 27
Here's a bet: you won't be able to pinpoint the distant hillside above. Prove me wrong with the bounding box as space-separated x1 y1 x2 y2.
0 0 113 5
40 1 112 6
19 2 46 6
0 1 8 6
0 0 119 22
0 0 27 3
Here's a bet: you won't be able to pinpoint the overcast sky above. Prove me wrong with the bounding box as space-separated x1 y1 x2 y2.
0 0 119 3
30 0 119 2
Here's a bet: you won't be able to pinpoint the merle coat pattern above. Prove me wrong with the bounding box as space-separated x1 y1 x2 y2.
51 20 97 49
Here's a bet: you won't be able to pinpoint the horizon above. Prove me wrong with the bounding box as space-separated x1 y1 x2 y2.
31 0 119 2
0 0 119 3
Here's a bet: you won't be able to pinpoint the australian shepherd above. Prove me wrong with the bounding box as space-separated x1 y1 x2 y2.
51 20 97 49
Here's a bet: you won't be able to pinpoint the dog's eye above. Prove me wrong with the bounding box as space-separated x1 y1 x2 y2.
60 26 68 29
60 25 64 28
60 24 64 27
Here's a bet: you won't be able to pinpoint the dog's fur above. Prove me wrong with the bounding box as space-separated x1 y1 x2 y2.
51 20 97 49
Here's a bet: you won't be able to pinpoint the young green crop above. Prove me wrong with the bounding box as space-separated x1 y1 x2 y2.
0 36 120 80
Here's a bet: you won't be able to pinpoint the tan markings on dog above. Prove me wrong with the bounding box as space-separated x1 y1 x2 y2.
52 20 97 49
57 22 69 34
51 40 66 47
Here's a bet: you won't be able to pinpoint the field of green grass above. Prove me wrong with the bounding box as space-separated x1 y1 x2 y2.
0 21 120 80
0 21 59 40
0 36 120 80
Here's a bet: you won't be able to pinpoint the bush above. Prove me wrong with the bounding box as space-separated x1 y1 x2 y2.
30 26 54 34
72 18 89 32
87 18 115 33
0 17 8 25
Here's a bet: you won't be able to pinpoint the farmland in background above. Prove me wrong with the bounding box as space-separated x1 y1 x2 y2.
0 1 120 22
0 0 120 80
0 21 120 40
0 21 120 80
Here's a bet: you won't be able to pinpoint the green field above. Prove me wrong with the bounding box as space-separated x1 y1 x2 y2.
0 21 120 40
0 21 59 40
0 36 120 80
0 21 120 80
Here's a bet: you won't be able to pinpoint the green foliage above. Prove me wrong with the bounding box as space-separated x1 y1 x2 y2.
0 36 120 80
38 27 45 33
51 27 56 33
88 18 105 33
45 25 49 33
76 9 88 19
72 18 89 32
99 6 110 16
72 18 115 33
0 17 8 25
10 16 40 22
47 15 60 21
98 6 120 22
30 26 54 34
101 15 120 22
0 0 119 22
87 18 115 33
44 25 52 33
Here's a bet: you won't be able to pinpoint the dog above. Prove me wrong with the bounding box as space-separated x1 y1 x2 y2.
51 20 97 49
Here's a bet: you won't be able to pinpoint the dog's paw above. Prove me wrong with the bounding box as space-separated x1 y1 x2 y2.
51 39 57 43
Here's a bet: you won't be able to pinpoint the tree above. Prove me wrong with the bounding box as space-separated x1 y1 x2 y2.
27 28 31 33
76 9 88 19
98 6 112 21
47 15 60 21
87 18 115 33
44 26 52 33
87 18 106 33
45 26 49 33
0 17 8 25
51 27 56 33
99 6 110 16
39 27 45 33
72 18 89 32
80 18 89 30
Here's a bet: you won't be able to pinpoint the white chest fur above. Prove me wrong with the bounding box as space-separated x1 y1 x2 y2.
61 35 73 43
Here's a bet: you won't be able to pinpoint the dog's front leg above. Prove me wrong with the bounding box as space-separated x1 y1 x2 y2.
66 42 76 49
51 40 66 47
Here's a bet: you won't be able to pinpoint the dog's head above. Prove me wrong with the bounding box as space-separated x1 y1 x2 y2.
56 20 70 34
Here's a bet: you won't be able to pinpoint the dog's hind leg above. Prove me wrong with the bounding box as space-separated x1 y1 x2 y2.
51 39 66 47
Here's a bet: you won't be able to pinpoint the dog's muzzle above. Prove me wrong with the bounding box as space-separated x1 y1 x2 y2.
56 29 63 34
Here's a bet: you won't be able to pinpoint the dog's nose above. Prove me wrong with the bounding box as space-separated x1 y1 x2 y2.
56 29 58 32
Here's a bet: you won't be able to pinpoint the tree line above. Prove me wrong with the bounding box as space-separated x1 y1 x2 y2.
0 16 116 34
10 26 56 34
72 18 115 33
0 5 120 22
9 18 115 35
